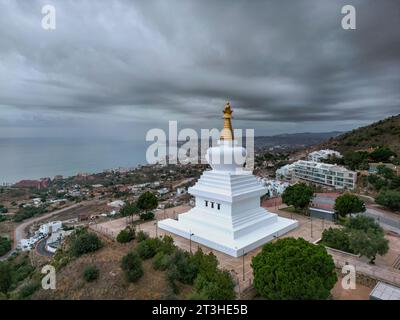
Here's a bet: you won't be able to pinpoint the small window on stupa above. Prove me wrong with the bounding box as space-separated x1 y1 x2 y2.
205 200 208 207
211 202 214 208
217 204 221 210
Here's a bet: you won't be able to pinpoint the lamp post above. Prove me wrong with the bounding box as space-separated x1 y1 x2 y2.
154 221 158 238
242 249 246 281
189 231 194 253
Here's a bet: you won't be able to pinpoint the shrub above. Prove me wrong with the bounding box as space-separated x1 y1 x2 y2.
116 227 136 243
0 237 12 257
251 237 337 300
0 262 12 294
153 252 171 271
167 249 198 285
70 231 103 257
193 270 235 300
137 230 149 242
282 183 314 213
321 228 352 253
18 281 40 299
135 238 162 259
121 251 144 282
83 265 99 282
139 211 155 221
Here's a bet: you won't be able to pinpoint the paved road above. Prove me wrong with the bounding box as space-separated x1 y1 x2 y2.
361 208 400 234
36 238 54 257
1 200 100 261
313 194 400 233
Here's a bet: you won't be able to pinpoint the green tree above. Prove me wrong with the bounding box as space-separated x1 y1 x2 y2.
377 165 396 180
282 183 314 213
70 231 103 257
348 229 389 264
370 147 396 162
116 226 136 243
344 215 381 233
136 191 158 213
375 189 400 211
251 238 337 300
343 151 369 170
119 201 140 224
334 193 366 217
121 251 144 282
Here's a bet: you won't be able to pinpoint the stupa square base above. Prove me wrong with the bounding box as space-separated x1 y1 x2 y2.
158 217 298 257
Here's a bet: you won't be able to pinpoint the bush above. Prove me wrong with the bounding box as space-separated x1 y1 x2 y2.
167 249 198 285
121 251 144 282
139 211 155 221
321 228 352 253
18 281 40 299
251 238 337 300
193 270 235 300
135 238 162 259
83 265 99 282
153 252 171 271
13 206 46 222
70 231 103 257
116 227 136 243
137 230 149 242
0 262 12 294
0 237 12 257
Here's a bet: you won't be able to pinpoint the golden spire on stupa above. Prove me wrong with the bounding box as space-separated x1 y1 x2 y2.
220 101 234 141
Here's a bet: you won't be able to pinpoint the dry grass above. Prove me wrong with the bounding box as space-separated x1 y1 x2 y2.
32 234 192 300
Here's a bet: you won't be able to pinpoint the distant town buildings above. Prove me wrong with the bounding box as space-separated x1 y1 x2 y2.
39 221 62 235
307 149 342 162
108 200 125 208
14 177 51 189
293 160 357 190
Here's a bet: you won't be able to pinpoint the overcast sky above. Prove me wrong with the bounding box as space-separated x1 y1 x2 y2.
1 0 399 140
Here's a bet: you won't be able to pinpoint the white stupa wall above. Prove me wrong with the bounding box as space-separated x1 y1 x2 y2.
158 105 298 257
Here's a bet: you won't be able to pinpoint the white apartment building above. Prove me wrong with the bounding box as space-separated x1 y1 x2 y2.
308 149 342 162
275 163 296 179
293 160 356 190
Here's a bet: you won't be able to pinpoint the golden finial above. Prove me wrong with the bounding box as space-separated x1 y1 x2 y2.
220 101 234 140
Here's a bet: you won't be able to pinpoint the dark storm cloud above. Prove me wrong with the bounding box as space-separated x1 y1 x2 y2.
0 0 399 133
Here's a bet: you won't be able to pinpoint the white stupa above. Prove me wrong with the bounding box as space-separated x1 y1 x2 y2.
158 102 298 257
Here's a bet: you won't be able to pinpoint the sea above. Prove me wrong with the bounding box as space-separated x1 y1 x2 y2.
0 138 150 184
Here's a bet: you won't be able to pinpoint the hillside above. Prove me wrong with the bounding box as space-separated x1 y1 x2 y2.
255 132 342 152
321 115 400 156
